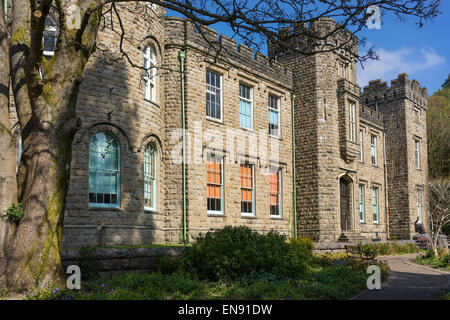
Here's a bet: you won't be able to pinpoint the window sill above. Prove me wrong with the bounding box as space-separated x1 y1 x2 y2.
207 212 224 217
269 135 282 141
241 214 256 219
239 126 254 133
206 116 223 125
270 215 283 220
144 209 159 214
88 207 121 211
144 98 160 108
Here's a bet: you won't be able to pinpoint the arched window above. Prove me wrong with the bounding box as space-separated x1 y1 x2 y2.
144 143 157 210
89 132 120 207
143 45 157 102
43 15 58 58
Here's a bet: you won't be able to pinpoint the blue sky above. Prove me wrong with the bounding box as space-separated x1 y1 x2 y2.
167 1 449 94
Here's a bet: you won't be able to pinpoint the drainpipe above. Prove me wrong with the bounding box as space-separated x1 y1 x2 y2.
179 50 187 244
291 94 298 238
383 132 389 239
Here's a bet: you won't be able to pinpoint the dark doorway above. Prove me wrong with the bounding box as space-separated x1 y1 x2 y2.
340 176 352 231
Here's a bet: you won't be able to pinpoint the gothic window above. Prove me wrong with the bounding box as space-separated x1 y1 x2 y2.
89 133 120 207
144 143 157 210
144 45 157 102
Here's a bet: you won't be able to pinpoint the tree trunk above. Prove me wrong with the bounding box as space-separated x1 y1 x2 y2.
5 123 76 291
0 0 17 291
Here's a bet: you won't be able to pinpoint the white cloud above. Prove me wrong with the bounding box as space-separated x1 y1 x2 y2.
357 47 446 88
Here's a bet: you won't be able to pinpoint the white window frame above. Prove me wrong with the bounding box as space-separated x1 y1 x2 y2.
239 83 253 130
144 143 157 211
270 168 283 218
43 15 58 57
359 184 365 223
206 70 223 121
348 101 356 142
206 156 224 215
89 133 120 208
268 94 280 138
414 140 420 169
372 186 379 223
359 129 364 162
371 135 377 166
240 163 255 217
144 46 157 102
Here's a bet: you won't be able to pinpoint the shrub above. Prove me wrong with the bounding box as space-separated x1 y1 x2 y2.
179 226 311 281
4 203 25 224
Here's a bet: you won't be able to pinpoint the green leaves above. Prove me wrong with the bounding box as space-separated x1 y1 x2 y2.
4 202 24 223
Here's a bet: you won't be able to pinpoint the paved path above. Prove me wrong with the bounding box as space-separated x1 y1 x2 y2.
353 254 449 300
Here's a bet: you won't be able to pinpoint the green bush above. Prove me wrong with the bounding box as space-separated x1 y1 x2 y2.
360 242 418 256
79 246 101 280
179 226 311 281
4 203 25 224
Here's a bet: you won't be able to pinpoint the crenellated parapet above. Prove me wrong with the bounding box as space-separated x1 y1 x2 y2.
359 105 384 128
164 17 293 87
267 18 358 61
362 73 428 110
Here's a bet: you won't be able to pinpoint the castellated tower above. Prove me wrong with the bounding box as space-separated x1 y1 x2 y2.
269 18 364 242
362 74 428 240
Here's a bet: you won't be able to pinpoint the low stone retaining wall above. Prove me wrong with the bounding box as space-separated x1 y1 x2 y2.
61 246 185 277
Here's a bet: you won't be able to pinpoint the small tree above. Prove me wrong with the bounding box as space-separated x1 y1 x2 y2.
424 179 450 257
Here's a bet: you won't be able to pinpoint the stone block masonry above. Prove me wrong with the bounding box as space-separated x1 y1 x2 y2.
4 5 425 248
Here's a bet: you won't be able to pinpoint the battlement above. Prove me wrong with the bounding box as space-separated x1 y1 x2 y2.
362 73 428 109
268 18 358 60
359 105 384 128
164 17 293 87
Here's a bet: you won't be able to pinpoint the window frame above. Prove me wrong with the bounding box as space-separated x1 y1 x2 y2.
359 129 364 162
348 101 356 142
269 167 283 218
359 184 365 223
144 143 157 211
268 94 281 138
417 189 423 224
206 156 224 215
239 83 254 130
206 70 223 122
240 163 255 217
43 15 58 57
88 132 121 208
144 45 157 102
370 134 377 166
414 139 420 169
372 186 379 224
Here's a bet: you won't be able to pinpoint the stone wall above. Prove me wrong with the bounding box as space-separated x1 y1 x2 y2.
361 73 428 240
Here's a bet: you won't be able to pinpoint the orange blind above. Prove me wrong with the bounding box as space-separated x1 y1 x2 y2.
207 159 221 199
269 171 279 205
240 164 253 201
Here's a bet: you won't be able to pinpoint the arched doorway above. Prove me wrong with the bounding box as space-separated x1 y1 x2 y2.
339 175 352 231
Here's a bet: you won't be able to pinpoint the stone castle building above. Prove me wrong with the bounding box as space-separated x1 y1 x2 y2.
9 4 428 247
